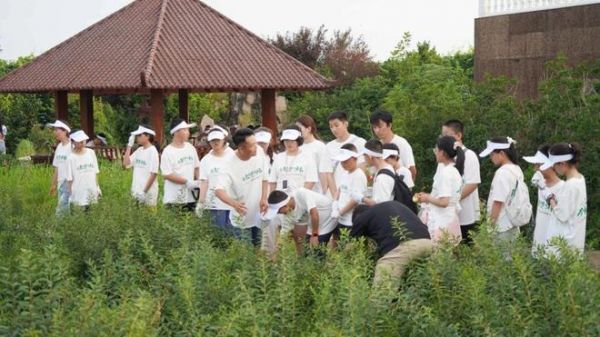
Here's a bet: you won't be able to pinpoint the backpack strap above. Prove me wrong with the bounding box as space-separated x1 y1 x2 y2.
376 168 395 179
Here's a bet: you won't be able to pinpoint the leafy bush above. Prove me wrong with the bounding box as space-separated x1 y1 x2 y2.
14 139 35 158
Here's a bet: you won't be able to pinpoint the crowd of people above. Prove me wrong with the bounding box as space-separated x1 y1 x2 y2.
42 110 588 285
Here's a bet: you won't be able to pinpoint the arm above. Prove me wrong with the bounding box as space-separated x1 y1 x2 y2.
194 167 200 181
215 188 247 215
304 182 316 190
461 183 479 200
122 146 132 168
163 173 187 185
199 180 209 203
260 180 268 214
421 194 449 208
490 201 504 224
409 166 417 181
339 199 358 216
50 168 58 195
309 208 319 235
269 182 276 192
143 173 158 194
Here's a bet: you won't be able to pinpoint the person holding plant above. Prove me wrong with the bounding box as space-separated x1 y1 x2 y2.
47 120 72 215
160 118 201 212
123 125 160 207
296 115 336 195
415 136 464 243
65 130 100 210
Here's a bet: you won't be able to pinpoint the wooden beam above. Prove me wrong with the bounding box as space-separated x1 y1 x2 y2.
150 89 165 144
178 89 189 121
261 89 277 133
79 90 94 137
54 91 68 121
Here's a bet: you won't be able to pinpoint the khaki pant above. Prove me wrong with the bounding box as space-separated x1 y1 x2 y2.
373 239 434 287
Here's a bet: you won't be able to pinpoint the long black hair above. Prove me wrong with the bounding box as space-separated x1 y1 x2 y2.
436 136 465 175
490 136 518 164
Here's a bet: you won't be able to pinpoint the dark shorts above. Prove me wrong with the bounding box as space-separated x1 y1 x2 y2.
305 231 335 245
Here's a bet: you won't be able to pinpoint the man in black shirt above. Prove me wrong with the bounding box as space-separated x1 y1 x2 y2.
351 201 433 287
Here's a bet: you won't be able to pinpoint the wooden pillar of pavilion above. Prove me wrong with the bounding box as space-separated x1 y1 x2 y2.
54 91 69 121
79 90 94 137
178 89 189 121
261 89 277 133
150 89 165 144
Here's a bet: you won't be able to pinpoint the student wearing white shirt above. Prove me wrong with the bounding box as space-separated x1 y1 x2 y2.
160 119 201 212
215 128 269 246
441 120 481 245
197 127 235 228
415 136 463 243
382 143 415 190
0 117 6 155
47 120 72 215
255 127 275 165
370 110 416 180
354 139 395 206
296 115 336 195
66 130 101 209
479 136 525 243
264 189 337 247
255 127 278 253
523 145 564 255
123 125 160 206
326 111 367 170
547 142 587 253
332 144 368 233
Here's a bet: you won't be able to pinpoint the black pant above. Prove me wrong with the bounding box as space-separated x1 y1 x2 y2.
460 223 478 245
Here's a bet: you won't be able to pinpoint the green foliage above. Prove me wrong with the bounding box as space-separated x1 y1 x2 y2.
14 139 35 158
26 125 55 155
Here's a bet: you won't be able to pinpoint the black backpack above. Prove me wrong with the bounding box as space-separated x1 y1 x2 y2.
376 169 418 214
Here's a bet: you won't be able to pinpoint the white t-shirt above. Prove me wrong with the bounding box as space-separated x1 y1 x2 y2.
160 142 201 204
396 166 414 189
292 188 337 235
301 140 333 193
52 141 72 183
129 146 160 205
269 150 318 190
532 180 564 250
487 163 524 232
388 135 415 168
66 148 100 206
428 163 463 231
216 150 269 228
326 134 366 168
335 168 368 226
1 125 7 136
548 176 587 252
459 148 481 225
372 165 396 203
199 147 235 210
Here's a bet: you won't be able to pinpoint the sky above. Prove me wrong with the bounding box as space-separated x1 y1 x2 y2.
0 0 478 62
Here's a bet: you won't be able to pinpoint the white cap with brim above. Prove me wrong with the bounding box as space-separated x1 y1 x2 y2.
333 148 360 162
207 129 226 141
131 125 156 136
46 120 71 133
524 151 553 171
255 131 272 144
170 121 197 135
360 147 383 158
544 153 574 171
281 129 301 141
479 138 516 157
382 149 399 159
70 130 89 143
262 194 291 221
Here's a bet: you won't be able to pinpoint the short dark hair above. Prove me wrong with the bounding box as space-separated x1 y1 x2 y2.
537 143 551 157
364 139 383 154
549 142 582 165
341 143 357 152
232 128 255 147
328 111 348 122
443 119 464 135
169 118 185 131
281 124 304 146
382 143 400 159
268 190 289 204
370 110 393 126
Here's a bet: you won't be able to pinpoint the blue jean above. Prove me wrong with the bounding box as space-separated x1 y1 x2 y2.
210 209 231 230
56 181 70 216
210 210 261 246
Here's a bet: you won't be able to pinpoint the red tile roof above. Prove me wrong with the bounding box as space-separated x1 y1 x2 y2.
0 0 332 93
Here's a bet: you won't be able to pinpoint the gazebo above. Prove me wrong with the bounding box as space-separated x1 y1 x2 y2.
0 0 331 142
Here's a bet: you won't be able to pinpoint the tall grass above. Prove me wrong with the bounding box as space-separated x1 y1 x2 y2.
1 163 599 336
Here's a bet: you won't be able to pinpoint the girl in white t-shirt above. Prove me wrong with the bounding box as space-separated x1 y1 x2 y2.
296 115 335 195
382 143 415 190
66 130 100 209
197 127 235 227
255 127 279 253
123 125 160 206
547 142 587 253
415 136 464 243
479 136 525 243
47 120 72 215
523 145 564 255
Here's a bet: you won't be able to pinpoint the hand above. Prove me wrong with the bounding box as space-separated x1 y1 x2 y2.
417 193 430 203
309 235 320 247
127 134 135 148
49 184 57 196
233 201 248 216
351 191 364 203
195 201 205 218
185 180 201 190
259 198 268 214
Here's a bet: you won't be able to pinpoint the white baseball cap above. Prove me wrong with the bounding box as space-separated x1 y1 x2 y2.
333 148 360 162
255 131 272 144
547 153 574 169
263 193 291 221
281 129 301 141
207 128 226 141
46 120 71 133
69 130 89 143
479 137 516 157
131 125 156 136
382 149 399 159
170 120 197 135
360 147 383 158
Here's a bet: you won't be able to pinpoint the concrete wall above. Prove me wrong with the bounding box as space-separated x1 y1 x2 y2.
474 3 600 99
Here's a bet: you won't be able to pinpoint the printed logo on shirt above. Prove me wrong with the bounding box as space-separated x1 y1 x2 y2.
210 167 220 175
55 154 68 162
134 158 148 167
281 165 304 174
242 168 264 183
177 156 195 165
76 163 95 172
577 205 587 218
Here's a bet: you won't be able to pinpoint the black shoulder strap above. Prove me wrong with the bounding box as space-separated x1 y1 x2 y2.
376 168 395 178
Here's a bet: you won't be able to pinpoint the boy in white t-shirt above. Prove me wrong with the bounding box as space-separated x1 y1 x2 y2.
123 125 160 206
332 144 368 233
0 119 6 155
326 111 367 171
66 130 101 210
382 143 414 190
441 119 481 245
47 120 72 215
370 110 416 180
160 119 201 212
353 139 395 206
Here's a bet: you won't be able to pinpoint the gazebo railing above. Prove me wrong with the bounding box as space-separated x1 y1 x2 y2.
479 0 600 17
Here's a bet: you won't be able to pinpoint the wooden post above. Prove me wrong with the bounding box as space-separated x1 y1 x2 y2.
179 89 189 121
261 89 277 133
54 91 68 121
150 89 165 144
79 90 94 137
